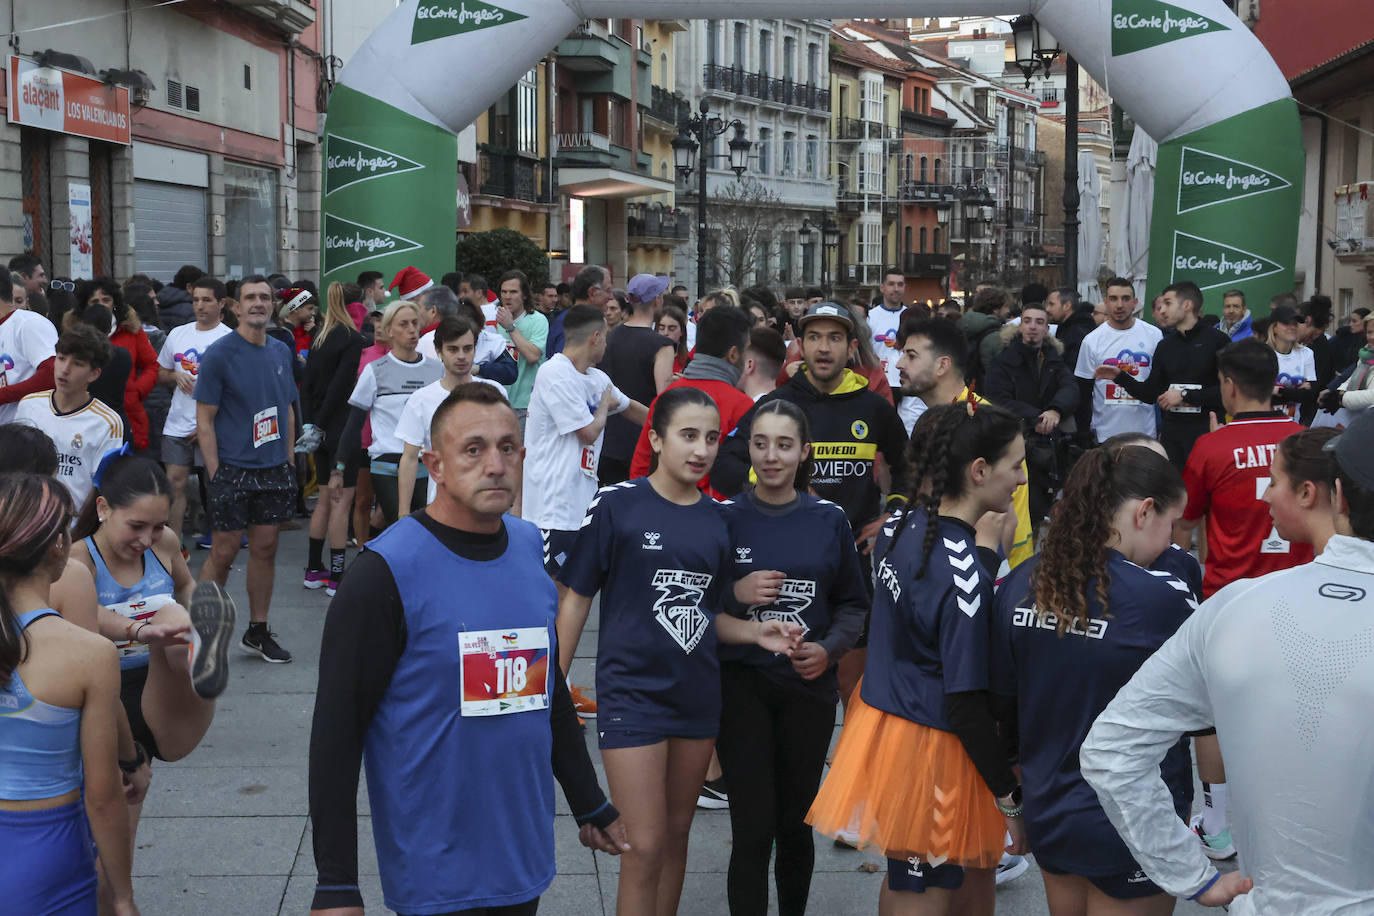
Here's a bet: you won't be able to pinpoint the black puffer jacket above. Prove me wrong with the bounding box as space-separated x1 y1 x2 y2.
1055 304 1097 373
156 286 194 330
985 331 1078 423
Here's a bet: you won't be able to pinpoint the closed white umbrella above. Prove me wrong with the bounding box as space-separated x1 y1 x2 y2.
1113 128 1158 305
1077 149 1103 304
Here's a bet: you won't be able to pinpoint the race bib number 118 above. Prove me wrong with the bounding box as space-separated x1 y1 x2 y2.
459 626 551 717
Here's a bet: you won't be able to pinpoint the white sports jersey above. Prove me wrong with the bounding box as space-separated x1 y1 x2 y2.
15 392 123 510
1074 319 1164 441
1082 536 1374 913
393 376 506 504
867 304 905 389
157 322 233 438
0 310 58 423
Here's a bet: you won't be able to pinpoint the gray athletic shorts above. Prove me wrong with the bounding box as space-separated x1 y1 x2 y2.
162 434 204 468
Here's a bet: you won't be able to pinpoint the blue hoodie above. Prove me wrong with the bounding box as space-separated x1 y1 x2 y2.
1221 309 1253 341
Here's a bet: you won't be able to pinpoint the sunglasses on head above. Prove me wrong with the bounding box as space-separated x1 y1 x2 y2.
50 280 76 292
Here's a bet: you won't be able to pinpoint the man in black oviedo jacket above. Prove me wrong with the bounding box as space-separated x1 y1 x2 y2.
985 302 1078 525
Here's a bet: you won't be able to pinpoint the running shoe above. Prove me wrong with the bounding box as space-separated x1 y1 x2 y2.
241 627 292 664
995 853 1029 885
569 684 598 718
303 569 330 590
188 581 236 699
1189 813 1236 859
196 531 212 550
832 830 860 849
697 777 729 810
326 579 339 598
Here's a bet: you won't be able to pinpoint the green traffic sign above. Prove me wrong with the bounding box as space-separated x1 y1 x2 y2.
1177 146 1291 214
1112 0 1228 55
412 0 528 46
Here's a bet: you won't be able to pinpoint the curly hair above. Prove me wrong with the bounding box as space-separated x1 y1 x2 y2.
886 401 1022 578
1033 444 1185 634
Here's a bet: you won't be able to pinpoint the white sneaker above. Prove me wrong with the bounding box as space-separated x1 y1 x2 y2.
996 853 1029 885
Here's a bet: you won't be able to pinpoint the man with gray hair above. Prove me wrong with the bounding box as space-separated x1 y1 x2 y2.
546 265 610 359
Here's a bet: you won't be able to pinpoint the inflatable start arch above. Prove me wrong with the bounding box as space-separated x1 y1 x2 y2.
320 0 1301 307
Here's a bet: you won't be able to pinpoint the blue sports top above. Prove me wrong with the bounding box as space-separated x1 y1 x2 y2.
0 610 83 800
84 535 175 670
991 552 1197 876
559 479 731 738
1151 544 1204 600
861 508 993 731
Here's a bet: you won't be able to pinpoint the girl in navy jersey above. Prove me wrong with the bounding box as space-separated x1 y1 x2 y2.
808 402 1028 915
559 386 802 916
992 443 1197 915
1100 432 1204 597
717 399 868 915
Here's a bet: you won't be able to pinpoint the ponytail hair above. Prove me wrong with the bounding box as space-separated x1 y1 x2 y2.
1033 444 1185 634
887 401 1022 578
72 454 171 542
751 398 814 491
0 474 75 686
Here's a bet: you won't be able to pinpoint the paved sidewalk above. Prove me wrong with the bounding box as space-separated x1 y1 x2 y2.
132 528 1218 915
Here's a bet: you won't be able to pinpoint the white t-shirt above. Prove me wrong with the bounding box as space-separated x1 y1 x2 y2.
1274 346 1316 419
1074 319 1164 441
897 395 927 437
0 309 58 423
686 315 698 351
867 304 905 389
522 353 628 531
15 392 123 510
157 322 234 438
416 326 506 364
394 376 507 504
347 352 444 458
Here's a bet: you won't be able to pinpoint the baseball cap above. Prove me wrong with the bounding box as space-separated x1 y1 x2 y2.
1270 304 1301 325
798 301 854 331
1323 409 1374 491
626 273 670 304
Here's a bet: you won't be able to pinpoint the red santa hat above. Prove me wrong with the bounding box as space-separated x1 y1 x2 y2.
389 266 433 300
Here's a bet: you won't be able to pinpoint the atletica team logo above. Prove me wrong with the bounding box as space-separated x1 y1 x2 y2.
746 579 815 637
411 0 527 45
323 213 423 276
1177 147 1291 214
1111 0 1228 55
652 569 713 654
325 135 423 197
1171 231 1283 290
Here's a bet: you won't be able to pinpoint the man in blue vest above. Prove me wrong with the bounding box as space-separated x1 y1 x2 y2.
308 382 627 916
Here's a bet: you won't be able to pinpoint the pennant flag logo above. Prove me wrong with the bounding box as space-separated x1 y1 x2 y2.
1177 147 1291 214
323 213 423 276
412 1 527 45
1171 231 1283 290
1112 0 1229 55
325 135 423 197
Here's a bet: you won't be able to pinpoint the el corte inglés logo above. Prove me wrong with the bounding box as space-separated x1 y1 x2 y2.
323 213 423 275
412 0 527 45
325 135 423 197
1111 0 1228 55
1171 231 1282 290
1177 147 1291 214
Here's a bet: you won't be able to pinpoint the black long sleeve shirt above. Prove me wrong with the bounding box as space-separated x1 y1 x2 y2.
308 512 616 911
1112 322 1231 421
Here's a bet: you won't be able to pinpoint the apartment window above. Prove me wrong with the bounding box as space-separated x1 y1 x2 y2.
904 154 913 183
934 157 942 182
757 128 771 174
807 43 820 84
861 75 884 123
517 67 538 156
919 226 928 253
933 227 942 253
759 31 771 77
920 156 928 182
904 226 912 255
802 241 815 281
859 144 882 192
734 23 748 68
783 37 796 80
707 21 719 66
805 135 817 176
783 132 795 175
861 218 882 266
224 161 277 280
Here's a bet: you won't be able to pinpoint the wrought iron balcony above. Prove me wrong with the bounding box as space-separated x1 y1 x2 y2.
701 64 830 112
904 252 952 277
477 151 552 204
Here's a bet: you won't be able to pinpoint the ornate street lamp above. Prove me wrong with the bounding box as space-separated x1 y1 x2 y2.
821 216 840 294
674 99 752 298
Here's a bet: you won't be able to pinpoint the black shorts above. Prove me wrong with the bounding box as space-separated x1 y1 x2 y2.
1039 861 1165 899
886 858 964 893
207 463 296 531
314 444 359 489
120 665 165 762
540 528 577 578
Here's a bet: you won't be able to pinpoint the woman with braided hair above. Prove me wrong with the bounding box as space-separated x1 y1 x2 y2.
990 442 1198 915
807 401 1028 915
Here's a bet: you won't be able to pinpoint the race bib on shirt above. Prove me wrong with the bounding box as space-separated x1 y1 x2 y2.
109 595 176 662
1167 383 1202 414
1104 382 1144 407
459 627 550 717
253 407 281 449
580 445 598 480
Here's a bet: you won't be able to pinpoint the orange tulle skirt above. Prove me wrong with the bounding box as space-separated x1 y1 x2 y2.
806 684 1007 869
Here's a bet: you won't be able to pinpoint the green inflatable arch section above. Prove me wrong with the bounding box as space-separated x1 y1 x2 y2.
321 0 1301 308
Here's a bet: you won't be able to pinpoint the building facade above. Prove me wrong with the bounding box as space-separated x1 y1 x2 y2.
675 18 834 296
4 0 323 284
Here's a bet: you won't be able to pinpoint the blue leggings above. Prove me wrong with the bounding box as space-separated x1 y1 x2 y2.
0 799 98 915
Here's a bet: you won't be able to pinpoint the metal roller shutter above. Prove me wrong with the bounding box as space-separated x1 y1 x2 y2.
134 180 207 282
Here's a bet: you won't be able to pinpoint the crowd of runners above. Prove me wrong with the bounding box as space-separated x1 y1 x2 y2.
0 253 1370 916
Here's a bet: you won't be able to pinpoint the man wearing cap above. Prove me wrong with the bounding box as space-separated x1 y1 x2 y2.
713 302 908 704
595 273 675 485
1081 406 1374 914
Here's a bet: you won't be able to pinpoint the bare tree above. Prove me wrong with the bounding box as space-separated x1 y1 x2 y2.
705 179 784 290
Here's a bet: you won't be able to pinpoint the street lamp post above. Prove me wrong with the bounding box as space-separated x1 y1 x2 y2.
673 99 751 300
821 216 840 296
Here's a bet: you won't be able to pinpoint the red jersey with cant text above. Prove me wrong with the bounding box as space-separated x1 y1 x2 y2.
1182 411 1312 597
